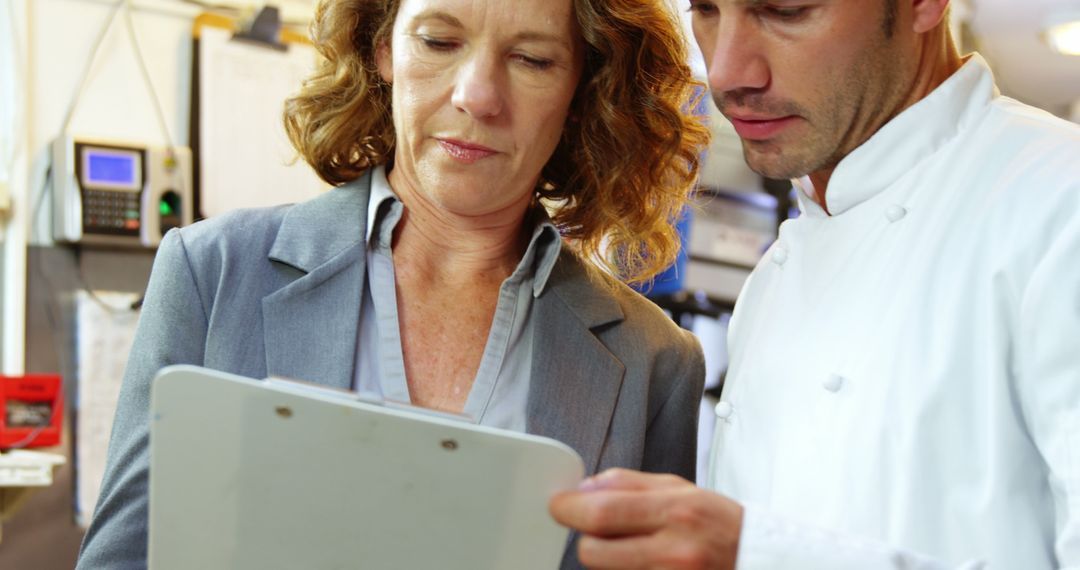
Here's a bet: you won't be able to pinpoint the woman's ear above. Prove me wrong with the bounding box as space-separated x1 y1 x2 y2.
376 42 393 84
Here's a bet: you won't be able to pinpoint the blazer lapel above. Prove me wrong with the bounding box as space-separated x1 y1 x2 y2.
527 253 626 475
261 174 373 391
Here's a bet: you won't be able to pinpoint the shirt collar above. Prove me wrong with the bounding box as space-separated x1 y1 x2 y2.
366 164 400 245
795 53 997 217
365 164 562 297
519 211 561 298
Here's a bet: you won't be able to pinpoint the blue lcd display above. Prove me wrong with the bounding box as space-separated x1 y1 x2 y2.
87 152 136 185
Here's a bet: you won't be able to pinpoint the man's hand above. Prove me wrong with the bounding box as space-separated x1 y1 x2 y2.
549 468 744 570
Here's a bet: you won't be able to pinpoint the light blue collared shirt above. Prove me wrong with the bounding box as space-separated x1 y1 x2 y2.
352 166 561 431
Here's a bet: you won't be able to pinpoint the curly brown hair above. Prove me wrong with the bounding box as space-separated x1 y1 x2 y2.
284 0 709 284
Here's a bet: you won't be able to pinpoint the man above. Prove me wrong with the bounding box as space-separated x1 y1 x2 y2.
550 0 1080 568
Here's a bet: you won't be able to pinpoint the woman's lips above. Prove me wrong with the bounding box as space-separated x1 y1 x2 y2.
437 139 497 163
727 115 799 141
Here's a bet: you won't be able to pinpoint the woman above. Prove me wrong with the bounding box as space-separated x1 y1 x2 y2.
77 0 709 567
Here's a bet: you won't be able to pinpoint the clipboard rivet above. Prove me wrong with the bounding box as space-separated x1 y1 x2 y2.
441 439 458 451
275 406 293 418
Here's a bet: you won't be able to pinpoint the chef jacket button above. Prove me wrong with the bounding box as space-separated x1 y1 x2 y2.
714 401 734 419
822 374 844 393
771 246 789 266
885 205 907 223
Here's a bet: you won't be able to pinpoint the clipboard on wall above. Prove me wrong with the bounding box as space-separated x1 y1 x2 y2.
189 8 329 221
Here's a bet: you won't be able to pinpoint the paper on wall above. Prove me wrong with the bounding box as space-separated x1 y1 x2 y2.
74 290 140 527
198 26 329 218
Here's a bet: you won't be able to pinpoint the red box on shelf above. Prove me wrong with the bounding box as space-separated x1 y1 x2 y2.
0 374 64 449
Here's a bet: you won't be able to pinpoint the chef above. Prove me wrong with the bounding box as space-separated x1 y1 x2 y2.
550 0 1080 568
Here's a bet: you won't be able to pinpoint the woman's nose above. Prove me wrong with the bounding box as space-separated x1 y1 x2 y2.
451 55 504 119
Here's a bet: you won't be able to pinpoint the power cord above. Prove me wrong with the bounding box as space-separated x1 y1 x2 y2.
71 246 140 314
120 0 191 225
31 160 52 244
56 0 127 140
120 0 177 152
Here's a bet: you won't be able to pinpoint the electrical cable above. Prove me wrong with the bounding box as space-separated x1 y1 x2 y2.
120 0 191 219
57 0 128 138
71 245 136 314
121 0 176 151
31 162 52 244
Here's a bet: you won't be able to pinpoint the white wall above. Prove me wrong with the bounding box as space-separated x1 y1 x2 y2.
1 0 32 374
0 0 316 373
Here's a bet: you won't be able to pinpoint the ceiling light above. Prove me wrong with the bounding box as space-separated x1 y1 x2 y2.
1045 18 1080 56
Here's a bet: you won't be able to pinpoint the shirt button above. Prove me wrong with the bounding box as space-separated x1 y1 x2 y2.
714 401 734 419
885 205 907 223
822 374 844 393
771 246 789 266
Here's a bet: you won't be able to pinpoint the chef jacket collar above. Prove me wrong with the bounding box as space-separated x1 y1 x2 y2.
793 54 996 217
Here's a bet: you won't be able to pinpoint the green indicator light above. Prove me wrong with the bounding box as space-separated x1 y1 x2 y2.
160 201 173 216
126 210 139 219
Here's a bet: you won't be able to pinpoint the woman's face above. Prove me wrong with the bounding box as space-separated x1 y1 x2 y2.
378 0 583 220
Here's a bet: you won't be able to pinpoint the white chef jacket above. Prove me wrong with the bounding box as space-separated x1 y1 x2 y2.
708 54 1080 569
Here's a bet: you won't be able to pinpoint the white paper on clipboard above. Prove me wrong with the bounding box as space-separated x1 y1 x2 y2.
197 26 329 218
148 365 585 570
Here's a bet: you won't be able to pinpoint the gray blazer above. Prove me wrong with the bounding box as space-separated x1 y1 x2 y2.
76 172 705 570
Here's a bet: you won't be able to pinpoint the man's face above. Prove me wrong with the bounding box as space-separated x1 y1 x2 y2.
689 0 915 179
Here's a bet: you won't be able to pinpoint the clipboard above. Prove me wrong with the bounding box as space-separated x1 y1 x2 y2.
189 9 329 221
147 365 585 570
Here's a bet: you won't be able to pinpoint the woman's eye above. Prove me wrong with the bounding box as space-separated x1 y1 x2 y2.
514 54 554 71
419 36 458 51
